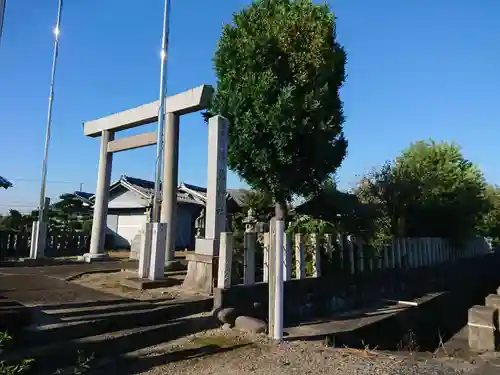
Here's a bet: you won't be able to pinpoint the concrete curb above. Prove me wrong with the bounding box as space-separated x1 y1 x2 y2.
64 268 123 282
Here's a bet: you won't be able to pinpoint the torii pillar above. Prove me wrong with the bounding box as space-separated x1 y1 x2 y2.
81 85 213 271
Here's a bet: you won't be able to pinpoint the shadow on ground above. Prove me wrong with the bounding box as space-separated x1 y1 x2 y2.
0 267 224 375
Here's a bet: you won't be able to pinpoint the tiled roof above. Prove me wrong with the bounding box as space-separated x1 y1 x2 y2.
83 175 250 207
121 176 205 205
74 191 93 200
0 176 13 189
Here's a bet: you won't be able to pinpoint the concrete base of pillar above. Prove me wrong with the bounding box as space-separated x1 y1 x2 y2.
79 253 110 263
120 277 179 290
164 260 185 272
182 253 218 295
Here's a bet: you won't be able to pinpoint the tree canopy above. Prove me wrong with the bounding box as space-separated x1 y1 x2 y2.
355 140 489 246
209 0 347 217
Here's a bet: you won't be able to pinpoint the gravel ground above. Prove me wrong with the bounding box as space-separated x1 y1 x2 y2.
71 271 196 301
95 327 487 375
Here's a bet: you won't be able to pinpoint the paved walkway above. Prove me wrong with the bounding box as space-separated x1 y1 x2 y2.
0 260 137 306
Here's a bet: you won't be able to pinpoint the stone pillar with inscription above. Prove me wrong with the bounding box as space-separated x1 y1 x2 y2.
183 115 229 294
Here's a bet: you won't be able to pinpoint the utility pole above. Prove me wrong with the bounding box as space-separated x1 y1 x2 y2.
0 0 6 45
31 0 63 259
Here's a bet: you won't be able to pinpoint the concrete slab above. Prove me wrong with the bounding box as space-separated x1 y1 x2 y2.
120 277 181 290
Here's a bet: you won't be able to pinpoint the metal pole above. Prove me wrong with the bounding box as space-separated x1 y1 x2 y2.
38 0 63 221
0 0 6 45
151 0 171 222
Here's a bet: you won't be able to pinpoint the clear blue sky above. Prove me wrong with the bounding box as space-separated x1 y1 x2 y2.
1 0 499 212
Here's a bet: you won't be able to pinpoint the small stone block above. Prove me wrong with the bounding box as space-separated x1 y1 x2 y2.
468 305 497 327
497 286 500 296
234 316 267 334
468 325 496 352
217 307 238 326
485 294 500 312
120 277 177 290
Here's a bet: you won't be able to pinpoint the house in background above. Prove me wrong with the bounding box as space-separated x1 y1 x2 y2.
75 175 249 251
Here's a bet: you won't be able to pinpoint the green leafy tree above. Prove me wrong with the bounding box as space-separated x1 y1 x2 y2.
476 185 500 245
209 0 347 219
0 210 29 231
356 140 489 246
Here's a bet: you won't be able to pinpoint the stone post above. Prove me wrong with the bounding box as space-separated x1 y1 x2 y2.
271 219 285 340
294 233 305 279
243 232 256 285
183 115 228 294
160 112 180 267
284 232 292 281
85 130 114 262
324 234 333 258
347 235 355 274
30 197 50 259
382 245 389 270
311 233 321 277
138 223 152 279
357 239 364 273
337 233 344 271
263 232 270 282
217 232 233 289
268 218 276 336
388 242 395 269
468 305 497 352
393 239 401 268
149 223 167 280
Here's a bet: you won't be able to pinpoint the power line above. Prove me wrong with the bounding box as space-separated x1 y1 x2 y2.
8 178 90 185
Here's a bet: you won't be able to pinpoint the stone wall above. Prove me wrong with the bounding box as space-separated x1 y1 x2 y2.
214 252 500 329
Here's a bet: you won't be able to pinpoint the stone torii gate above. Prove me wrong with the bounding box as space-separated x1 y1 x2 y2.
81 85 213 273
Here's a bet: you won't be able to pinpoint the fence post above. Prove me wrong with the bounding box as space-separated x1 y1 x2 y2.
217 232 233 289
337 233 344 272
394 239 402 268
268 218 276 338
382 245 389 270
311 233 321 277
284 233 292 281
263 232 270 283
324 234 333 259
347 235 355 274
404 238 412 268
357 239 364 273
294 233 306 279
387 242 394 269
243 232 256 285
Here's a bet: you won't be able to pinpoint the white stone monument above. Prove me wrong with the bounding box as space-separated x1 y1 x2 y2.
183 115 229 294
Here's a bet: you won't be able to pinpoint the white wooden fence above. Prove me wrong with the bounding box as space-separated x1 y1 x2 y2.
217 232 492 289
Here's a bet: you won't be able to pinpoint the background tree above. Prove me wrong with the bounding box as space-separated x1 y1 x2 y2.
476 184 500 245
355 140 489 247
209 0 347 220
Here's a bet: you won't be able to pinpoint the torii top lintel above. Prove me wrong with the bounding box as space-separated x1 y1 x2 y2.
83 84 214 138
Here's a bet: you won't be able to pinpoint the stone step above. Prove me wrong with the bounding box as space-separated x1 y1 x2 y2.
0 298 33 333
16 297 213 348
5 313 218 374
